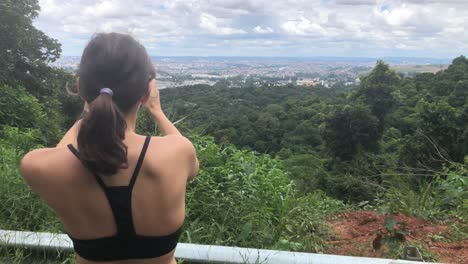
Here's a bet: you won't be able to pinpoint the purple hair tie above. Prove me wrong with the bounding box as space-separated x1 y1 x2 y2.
100 88 113 96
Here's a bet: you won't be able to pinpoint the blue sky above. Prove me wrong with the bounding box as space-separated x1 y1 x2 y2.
34 0 468 58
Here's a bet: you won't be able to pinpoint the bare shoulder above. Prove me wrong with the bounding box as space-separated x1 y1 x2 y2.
20 147 71 192
21 148 52 179
152 135 196 155
145 135 198 179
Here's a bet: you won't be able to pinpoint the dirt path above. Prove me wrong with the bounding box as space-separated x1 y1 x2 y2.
325 211 467 264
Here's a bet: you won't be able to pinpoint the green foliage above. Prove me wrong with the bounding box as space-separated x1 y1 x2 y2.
432 164 468 220
0 0 61 91
184 136 346 252
0 83 68 145
376 163 468 221
357 60 400 121
0 247 74 264
415 100 466 162
0 0 78 145
0 85 46 128
0 126 43 157
282 153 329 193
323 103 380 160
159 84 342 155
0 127 61 232
376 185 440 219
447 221 468 242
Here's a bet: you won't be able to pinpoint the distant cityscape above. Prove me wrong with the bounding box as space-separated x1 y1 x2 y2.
52 56 450 89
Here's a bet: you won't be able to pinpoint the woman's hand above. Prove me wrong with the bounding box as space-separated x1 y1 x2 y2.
144 79 182 136
143 79 163 114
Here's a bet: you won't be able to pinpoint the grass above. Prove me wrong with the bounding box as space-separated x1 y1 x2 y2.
447 222 468 242
0 246 73 264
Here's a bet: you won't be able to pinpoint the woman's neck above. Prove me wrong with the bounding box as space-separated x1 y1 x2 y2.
124 104 140 133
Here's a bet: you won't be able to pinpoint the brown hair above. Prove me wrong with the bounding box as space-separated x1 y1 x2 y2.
77 33 155 176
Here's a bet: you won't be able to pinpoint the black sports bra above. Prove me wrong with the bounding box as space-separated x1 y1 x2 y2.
66 136 182 261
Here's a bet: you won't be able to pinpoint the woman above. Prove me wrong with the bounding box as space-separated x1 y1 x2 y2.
20 33 199 264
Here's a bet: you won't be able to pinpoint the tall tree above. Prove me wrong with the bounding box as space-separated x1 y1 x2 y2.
0 0 78 144
323 104 380 160
356 61 400 123
0 0 61 94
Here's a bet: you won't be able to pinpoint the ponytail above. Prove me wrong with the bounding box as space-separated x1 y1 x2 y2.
77 91 128 176
76 32 153 176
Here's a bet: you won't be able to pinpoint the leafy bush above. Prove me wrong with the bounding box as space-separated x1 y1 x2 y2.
432 164 468 221
185 136 346 252
0 126 61 232
0 85 47 129
0 84 63 144
376 163 467 221
282 153 330 194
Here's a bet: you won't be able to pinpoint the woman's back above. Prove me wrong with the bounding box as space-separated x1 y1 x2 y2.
21 32 198 263
22 130 197 263
22 132 196 263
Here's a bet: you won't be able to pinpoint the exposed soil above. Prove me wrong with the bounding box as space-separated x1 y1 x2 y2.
325 211 468 264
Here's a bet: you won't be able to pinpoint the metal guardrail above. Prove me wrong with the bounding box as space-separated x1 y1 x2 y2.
0 230 435 264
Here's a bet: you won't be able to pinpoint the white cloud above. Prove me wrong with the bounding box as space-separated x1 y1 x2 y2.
282 17 327 36
199 13 246 35
332 0 376 5
63 24 90 34
33 0 468 57
83 1 124 18
377 4 415 26
253 26 274 34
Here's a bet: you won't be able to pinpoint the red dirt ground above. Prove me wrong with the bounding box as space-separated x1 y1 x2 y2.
325 211 468 264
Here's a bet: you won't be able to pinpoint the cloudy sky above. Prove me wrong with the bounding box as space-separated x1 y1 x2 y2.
34 0 468 58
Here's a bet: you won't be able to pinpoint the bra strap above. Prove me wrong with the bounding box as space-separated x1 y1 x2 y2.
129 136 151 188
67 144 107 190
67 144 80 159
